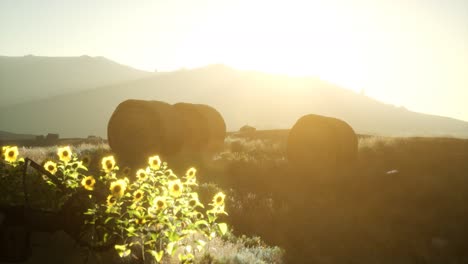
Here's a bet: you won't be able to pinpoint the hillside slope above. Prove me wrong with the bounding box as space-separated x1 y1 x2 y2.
1 64 467 138
0 55 151 106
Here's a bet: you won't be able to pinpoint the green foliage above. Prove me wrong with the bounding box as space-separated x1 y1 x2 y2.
1 145 230 263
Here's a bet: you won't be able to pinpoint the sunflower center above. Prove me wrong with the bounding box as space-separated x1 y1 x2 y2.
140 172 145 178
106 160 113 169
157 200 164 208
8 151 14 157
153 160 158 165
63 151 69 157
110 197 116 203
136 193 142 199
216 197 222 203
86 179 92 185
189 200 196 207
173 184 180 191
113 185 121 193
48 165 54 171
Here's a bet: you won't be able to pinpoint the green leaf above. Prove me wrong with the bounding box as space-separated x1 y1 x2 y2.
126 226 135 234
114 244 126 251
104 217 113 224
207 214 215 223
120 249 131 257
115 244 131 257
134 210 142 218
168 231 180 242
149 250 164 262
218 223 228 235
194 220 209 228
167 242 176 255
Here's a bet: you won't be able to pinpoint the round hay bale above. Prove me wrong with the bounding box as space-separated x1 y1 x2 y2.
173 102 210 152
326 117 358 165
107 100 185 168
287 114 358 171
194 104 226 153
287 114 339 170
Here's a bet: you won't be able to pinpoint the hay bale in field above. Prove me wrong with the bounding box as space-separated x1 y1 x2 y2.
107 100 185 167
173 103 210 152
326 117 358 165
286 114 357 170
194 104 226 153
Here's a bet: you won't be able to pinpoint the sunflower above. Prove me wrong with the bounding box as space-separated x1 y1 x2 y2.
164 169 177 179
1 145 9 153
133 190 144 203
107 195 117 207
109 179 127 198
135 218 147 225
101 156 116 173
4 146 19 163
136 169 147 181
43 161 58 175
148 155 161 170
1 146 9 159
122 167 131 176
188 195 203 208
57 146 72 163
195 212 204 219
212 192 226 206
81 156 91 167
186 167 197 178
168 179 183 198
153 196 167 210
81 176 96 191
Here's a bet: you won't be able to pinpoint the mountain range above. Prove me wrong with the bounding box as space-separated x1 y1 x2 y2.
1 56 467 139
0 55 150 106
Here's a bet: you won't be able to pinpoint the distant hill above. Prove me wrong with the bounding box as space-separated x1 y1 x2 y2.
1 63 467 138
0 130 36 141
0 55 151 106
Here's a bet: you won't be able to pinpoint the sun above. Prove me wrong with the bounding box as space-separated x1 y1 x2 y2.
166 0 367 94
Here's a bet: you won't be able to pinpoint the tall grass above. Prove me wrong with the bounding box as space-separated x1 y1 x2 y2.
5 133 468 263
207 133 468 263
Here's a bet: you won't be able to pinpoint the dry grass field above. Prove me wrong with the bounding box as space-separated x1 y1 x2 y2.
2 131 468 263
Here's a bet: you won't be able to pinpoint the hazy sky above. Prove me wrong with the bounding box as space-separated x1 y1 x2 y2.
1 0 467 121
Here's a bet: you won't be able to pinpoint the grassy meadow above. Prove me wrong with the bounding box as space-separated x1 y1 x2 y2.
2 131 468 263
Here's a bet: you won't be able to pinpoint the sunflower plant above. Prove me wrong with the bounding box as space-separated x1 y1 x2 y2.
2 145 229 263
1 146 26 205
40 146 90 190
1 146 24 167
83 155 229 263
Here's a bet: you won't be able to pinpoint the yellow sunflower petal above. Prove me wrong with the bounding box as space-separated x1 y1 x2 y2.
168 179 183 198
101 156 116 173
109 179 127 198
107 195 117 206
57 146 72 163
43 161 58 175
81 176 96 191
213 192 226 206
148 155 161 170
133 190 144 202
4 146 19 163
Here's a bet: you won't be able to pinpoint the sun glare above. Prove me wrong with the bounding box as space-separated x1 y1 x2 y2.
168 1 369 93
